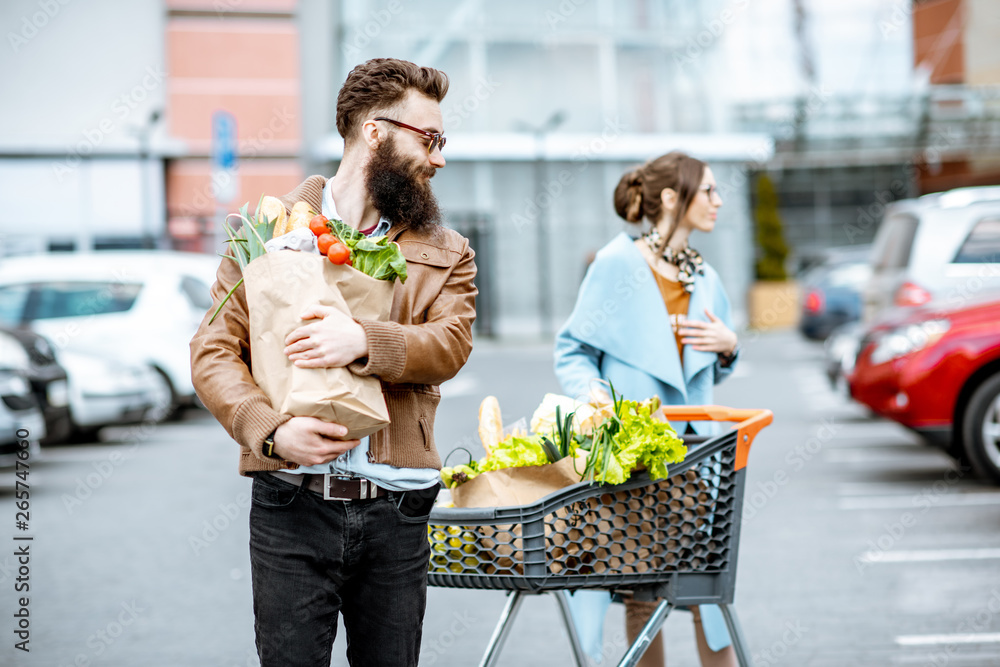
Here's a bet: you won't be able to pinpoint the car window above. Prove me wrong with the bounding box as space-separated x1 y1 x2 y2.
0 285 30 325
873 213 919 271
953 217 1000 264
26 282 142 320
180 275 213 310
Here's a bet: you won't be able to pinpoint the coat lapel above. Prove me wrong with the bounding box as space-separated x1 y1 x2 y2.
570 234 688 402
682 272 718 384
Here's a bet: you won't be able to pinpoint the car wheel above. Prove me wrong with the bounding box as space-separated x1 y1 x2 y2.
145 368 176 423
962 373 1000 484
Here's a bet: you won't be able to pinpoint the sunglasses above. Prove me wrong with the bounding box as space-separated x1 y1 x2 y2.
373 117 446 155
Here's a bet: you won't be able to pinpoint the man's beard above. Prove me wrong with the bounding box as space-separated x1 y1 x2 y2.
364 137 441 231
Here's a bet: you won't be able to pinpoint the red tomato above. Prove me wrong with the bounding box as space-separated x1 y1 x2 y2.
327 242 350 265
309 215 329 237
317 233 336 255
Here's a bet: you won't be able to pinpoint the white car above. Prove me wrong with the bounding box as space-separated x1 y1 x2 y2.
863 186 1000 323
0 251 221 421
57 349 160 439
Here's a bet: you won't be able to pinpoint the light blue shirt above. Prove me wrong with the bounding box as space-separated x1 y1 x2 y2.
283 178 440 492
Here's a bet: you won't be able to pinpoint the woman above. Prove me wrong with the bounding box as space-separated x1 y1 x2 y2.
554 151 739 667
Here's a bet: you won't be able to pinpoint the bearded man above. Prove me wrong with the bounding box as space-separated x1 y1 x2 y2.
190 58 477 667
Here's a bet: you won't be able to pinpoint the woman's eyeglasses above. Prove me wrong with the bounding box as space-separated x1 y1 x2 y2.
373 117 446 155
698 184 719 200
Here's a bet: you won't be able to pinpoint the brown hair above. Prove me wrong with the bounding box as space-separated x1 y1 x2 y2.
336 58 449 145
613 151 706 248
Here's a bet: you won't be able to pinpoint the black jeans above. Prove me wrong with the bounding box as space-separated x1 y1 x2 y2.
248 472 434 667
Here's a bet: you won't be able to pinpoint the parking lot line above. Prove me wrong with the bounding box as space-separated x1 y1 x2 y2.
858 548 1000 564
896 633 1000 646
824 449 948 463
838 493 1000 510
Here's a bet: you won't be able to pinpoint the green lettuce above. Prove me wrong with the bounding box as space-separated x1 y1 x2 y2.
478 434 552 472
329 219 407 283
584 398 687 485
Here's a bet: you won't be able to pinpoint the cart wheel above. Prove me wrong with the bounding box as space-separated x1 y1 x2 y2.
962 373 1000 484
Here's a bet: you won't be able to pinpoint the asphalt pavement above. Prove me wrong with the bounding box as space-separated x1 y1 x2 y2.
2 330 1000 667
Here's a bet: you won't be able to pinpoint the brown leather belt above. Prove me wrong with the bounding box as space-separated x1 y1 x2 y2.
268 470 388 501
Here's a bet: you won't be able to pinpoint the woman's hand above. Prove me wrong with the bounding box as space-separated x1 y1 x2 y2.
678 309 738 355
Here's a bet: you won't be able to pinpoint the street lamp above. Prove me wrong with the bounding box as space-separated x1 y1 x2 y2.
515 110 567 336
135 109 161 249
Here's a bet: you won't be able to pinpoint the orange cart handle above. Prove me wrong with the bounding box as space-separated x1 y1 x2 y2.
658 405 774 471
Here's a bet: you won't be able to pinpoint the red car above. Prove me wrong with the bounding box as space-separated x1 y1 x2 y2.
849 293 1000 483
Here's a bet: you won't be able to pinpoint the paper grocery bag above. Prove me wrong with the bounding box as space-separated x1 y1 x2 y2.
451 454 588 509
243 250 395 439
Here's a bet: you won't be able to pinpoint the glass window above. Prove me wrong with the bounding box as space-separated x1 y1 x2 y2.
27 282 142 320
953 218 1000 264
873 213 918 271
180 276 212 310
0 285 30 325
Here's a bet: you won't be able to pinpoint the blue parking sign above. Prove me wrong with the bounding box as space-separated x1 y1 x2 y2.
212 110 237 171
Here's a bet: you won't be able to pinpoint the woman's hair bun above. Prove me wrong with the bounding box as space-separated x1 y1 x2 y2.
614 168 645 223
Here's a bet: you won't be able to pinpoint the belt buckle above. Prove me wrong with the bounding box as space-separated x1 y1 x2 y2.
322 474 367 501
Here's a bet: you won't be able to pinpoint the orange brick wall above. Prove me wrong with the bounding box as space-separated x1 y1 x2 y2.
164 5 303 250
913 0 965 84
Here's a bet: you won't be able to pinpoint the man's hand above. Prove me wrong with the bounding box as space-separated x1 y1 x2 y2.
678 309 738 355
271 416 361 467
284 305 369 368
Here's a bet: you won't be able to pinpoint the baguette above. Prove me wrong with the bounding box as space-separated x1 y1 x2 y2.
258 196 288 236
478 395 503 455
286 201 314 234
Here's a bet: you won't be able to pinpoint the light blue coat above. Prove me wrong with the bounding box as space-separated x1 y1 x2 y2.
555 232 738 433
554 232 739 656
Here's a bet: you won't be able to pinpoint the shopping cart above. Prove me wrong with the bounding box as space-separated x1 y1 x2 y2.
427 405 773 667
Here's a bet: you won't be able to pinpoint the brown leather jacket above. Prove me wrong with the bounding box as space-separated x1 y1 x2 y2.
190 175 477 476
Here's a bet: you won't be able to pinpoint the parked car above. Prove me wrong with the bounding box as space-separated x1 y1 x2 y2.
799 245 872 340
0 361 44 469
0 327 71 444
823 321 864 395
862 186 1000 323
848 292 1000 483
0 251 220 420
60 349 163 440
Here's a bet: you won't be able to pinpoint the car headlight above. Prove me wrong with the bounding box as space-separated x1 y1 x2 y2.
0 371 31 397
0 333 30 370
869 319 951 365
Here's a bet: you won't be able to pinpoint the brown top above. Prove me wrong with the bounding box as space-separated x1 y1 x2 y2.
190 175 479 475
652 270 690 363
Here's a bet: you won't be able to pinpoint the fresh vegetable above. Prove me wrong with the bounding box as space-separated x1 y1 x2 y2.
207 196 277 324
326 218 407 283
327 242 350 265
578 386 686 485
317 233 336 255
440 461 481 489
309 214 329 237
443 391 687 490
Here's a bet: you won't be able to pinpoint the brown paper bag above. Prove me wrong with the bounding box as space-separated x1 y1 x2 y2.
450 454 588 509
243 250 394 439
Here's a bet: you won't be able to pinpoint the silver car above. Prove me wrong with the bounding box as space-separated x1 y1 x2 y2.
863 186 1000 323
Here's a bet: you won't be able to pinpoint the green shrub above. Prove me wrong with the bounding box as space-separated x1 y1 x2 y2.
754 174 790 281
